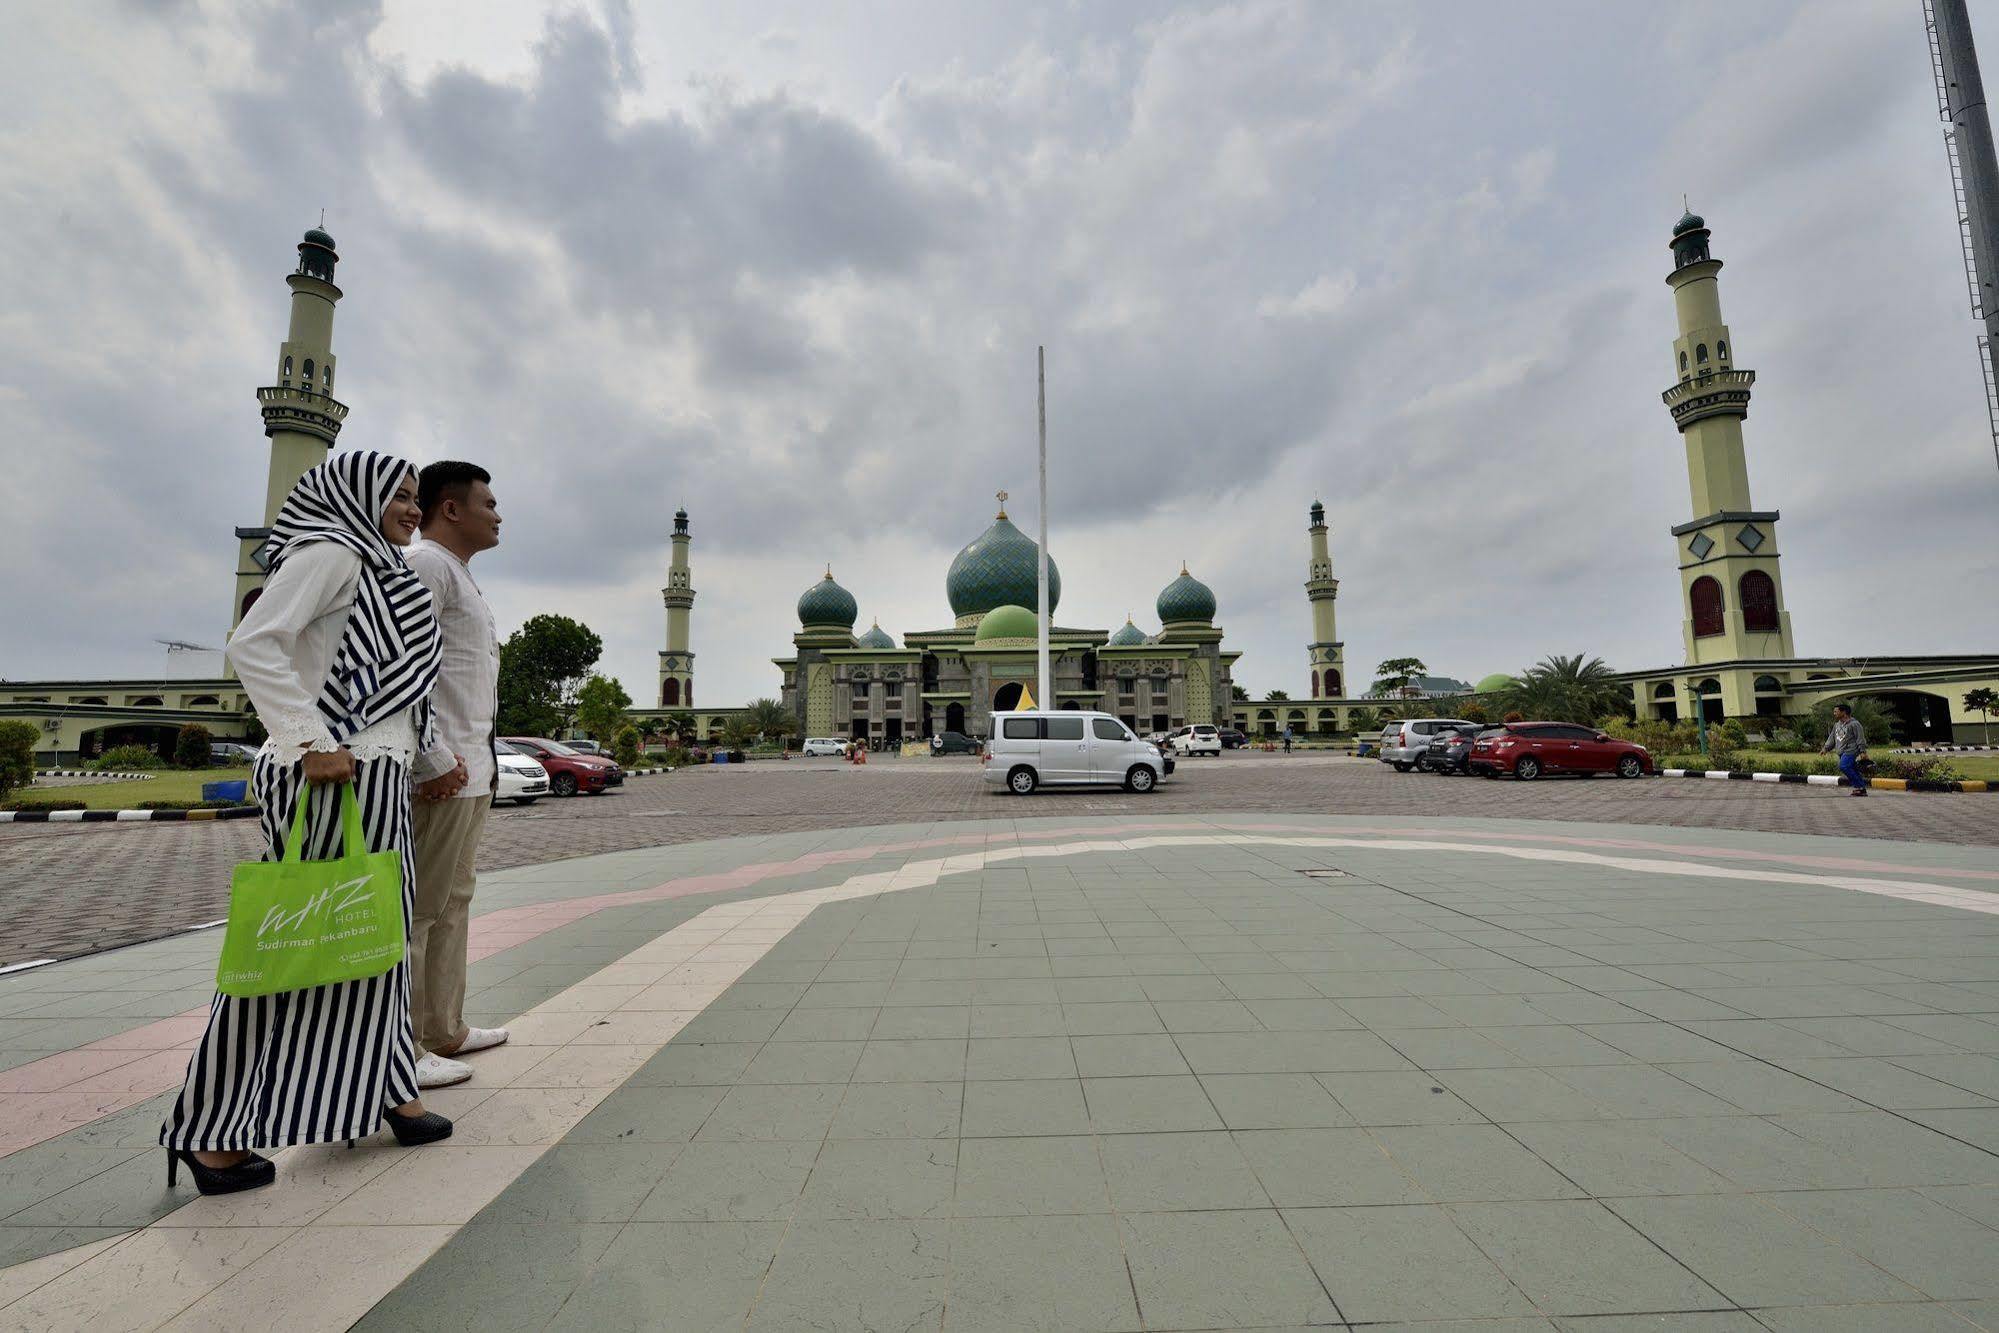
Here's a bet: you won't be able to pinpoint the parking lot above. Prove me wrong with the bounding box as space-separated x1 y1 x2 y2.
2 750 1995 967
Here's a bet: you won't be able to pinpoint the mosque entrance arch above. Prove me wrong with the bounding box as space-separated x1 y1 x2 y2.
945 702 966 736
992 682 1025 712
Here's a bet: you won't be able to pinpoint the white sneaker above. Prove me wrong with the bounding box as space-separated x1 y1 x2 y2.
454 1027 509 1055
415 1052 473 1088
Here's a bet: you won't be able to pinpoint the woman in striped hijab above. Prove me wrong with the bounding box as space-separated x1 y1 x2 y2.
161 450 453 1195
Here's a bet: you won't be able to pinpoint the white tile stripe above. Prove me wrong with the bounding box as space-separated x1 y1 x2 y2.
3 830 1993 1328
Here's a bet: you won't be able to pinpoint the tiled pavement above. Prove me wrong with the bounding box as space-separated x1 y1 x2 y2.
5 752 1997 967
2 814 1998 1330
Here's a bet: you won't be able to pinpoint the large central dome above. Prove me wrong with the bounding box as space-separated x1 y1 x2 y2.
945 508 1061 626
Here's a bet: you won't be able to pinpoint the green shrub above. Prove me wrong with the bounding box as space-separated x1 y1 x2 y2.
0 719 36 798
92 745 165 770
1762 728 1803 751
613 724 641 767
174 723 213 770
0 798 85 812
1872 755 1960 784
136 798 249 811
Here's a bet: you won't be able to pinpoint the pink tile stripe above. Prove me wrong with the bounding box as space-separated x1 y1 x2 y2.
2 816 1991 1158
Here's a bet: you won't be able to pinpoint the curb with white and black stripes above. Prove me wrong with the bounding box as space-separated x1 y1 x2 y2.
32 770 155 780
1889 744 1997 754
1659 768 1993 794
0 806 262 824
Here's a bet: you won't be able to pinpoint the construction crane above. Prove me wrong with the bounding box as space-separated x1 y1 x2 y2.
1922 0 1999 474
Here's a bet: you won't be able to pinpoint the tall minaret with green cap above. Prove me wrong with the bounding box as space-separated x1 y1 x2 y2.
230 226 349 635
1661 209 1794 669
1305 500 1345 697
657 508 696 706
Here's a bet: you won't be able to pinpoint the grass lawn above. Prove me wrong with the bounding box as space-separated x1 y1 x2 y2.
1658 749 1999 782
12 767 255 809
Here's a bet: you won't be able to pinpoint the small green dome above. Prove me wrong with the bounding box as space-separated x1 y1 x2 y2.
302 227 336 248
857 619 896 650
946 506 1061 624
1108 616 1146 647
1156 565 1217 624
1673 210 1705 236
975 604 1039 643
1474 673 1515 694
797 567 858 628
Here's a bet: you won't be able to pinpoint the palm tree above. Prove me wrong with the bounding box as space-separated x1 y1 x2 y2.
1965 687 1998 738
743 698 797 746
719 714 761 750
1498 655 1627 725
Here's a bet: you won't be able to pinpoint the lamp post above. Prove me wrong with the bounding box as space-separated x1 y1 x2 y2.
1685 678 1709 757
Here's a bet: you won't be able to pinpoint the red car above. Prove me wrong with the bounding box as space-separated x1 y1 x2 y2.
1467 722 1652 781
500 737 623 797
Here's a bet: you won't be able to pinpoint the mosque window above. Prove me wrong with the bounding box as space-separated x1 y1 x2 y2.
1739 570 1779 632
1694 344 1708 365
1311 670 1319 697
1753 675 1784 694
322 365 333 389
187 695 220 707
301 359 314 390
1678 351 1687 373
662 679 680 706
1324 669 1342 696
1690 576 1724 637
1652 682 1676 699
282 355 293 381
1716 340 1727 360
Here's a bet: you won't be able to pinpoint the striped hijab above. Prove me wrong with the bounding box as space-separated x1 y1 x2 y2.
258 450 442 746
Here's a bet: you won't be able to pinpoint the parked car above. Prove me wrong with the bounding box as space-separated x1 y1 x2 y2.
565 739 607 757
492 740 549 805
801 737 847 757
1377 718 1480 772
1423 725 1500 776
210 741 259 763
1218 728 1248 750
984 711 1172 794
1165 724 1223 756
1467 722 1654 781
501 736 623 796
931 730 980 755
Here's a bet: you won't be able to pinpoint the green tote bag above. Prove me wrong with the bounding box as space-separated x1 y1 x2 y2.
215 784 406 998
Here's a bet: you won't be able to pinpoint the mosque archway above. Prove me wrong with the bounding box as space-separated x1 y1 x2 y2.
945 703 966 735
992 682 1025 712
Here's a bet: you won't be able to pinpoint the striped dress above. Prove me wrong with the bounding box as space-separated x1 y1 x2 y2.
161 754 420 1149
162 450 441 1152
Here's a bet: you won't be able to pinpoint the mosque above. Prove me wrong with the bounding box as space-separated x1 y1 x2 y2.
634 489 1379 745
5 213 1998 762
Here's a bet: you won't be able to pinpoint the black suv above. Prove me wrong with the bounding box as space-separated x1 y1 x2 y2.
1218 728 1249 749
1423 725 1496 775
930 730 980 755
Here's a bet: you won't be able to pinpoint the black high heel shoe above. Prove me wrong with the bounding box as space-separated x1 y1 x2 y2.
385 1107 453 1146
167 1148 276 1196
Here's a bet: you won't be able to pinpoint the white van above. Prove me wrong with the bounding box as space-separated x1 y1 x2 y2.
800 737 847 757
983 710 1171 794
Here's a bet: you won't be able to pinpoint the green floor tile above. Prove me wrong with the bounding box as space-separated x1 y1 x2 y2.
1233 1126 1427 1207
945 1214 1141 1332
746 1219 948 1332
1284 1203 1536 1323
1447 1199 1728 1316
1118 1209 1338 1330
546 1221 784 1332
634 1140 821 1222
1605 1193 1925 1307
797 1139 956 1220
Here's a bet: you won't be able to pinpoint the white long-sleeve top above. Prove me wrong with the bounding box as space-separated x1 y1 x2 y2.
405 538 499 792
226 541 419 766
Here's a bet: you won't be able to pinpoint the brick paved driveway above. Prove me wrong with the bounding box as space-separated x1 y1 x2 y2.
2 753 1994 967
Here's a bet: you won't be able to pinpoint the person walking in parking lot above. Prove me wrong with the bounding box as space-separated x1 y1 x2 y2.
1283 724 1293 754
1821 702 1869 797
406 461 509 1088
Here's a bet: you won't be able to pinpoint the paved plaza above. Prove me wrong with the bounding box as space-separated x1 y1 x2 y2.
5 753 1997 967
0 809 1996 1330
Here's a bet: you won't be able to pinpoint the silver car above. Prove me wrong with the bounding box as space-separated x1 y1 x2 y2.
1377 718 1478 772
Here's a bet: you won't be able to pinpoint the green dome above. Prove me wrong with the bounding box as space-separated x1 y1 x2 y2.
975 604 1039 644
797 568 858 628
1673 210 1705 236
946 509 1060 624
1108 616 1146 647
1474 673 1515 694
1156 565 1217 624
857 619 896 650
302 227 337 248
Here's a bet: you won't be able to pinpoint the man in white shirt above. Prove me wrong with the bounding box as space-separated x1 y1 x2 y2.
407 461 507 1088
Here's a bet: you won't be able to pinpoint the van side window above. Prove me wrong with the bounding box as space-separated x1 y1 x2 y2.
1046 716 1085 741
1002 718 1041 740
1092 718 1127 741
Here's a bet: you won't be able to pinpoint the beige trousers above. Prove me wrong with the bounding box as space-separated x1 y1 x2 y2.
409 796 488 1056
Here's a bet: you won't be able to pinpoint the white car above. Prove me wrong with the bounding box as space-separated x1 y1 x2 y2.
983 710 1172 794
801 737 847 757
1166 724 1222 756
493 741 549 805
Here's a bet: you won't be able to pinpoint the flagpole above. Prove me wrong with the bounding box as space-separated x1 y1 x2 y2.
1036 345 1051 713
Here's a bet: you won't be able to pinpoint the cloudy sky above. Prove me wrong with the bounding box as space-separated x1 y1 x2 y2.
5 0 1997 704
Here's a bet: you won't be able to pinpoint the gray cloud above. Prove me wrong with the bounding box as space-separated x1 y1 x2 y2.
4 0 1996 703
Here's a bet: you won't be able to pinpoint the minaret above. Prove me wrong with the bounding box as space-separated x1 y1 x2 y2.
231 227 349 632
1661 210 1794 666
1304 500 1345 697
657 508 696 707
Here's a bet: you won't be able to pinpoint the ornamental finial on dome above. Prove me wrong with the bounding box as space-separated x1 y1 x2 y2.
995 489 1008 519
